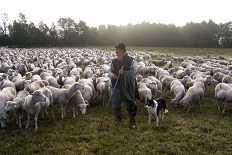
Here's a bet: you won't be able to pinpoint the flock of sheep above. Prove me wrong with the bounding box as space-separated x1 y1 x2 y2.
0 47 232 130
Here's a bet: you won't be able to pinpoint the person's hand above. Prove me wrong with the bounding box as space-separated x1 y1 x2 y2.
111 74 118 79
118 69 124 75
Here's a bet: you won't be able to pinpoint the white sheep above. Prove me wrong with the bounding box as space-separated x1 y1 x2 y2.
23 87 53 130
215 83 232 113
152 58 166 66
167 59 174 69
0 87 16 128
1 79 16 90
4 90 30 128
24 80 45 94
176 67 191 79
147 76 162 97
222 75 232 84
180 81 205 112
46 82 85 118
69 90 89 118
137 82 152 105
44 75 60 88
96 78 111 106
170 79 186 105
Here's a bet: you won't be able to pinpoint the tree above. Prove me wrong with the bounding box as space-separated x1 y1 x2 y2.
1 13 9 35
57 17 78 45
8 13 30 46
218 22 232 48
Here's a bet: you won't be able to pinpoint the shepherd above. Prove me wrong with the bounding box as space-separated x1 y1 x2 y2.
109 43 139 129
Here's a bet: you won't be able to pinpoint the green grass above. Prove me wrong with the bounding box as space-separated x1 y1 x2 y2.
93 46 232 57
1 47 232 155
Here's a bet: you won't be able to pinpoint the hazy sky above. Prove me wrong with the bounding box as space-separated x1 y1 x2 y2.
0 0 231 27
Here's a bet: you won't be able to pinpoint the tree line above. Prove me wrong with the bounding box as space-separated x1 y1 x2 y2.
0 13 232 48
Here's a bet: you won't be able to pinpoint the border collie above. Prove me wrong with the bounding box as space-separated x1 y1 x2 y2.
145 97 167 127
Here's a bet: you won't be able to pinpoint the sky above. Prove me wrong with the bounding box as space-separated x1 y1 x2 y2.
0 0 231 28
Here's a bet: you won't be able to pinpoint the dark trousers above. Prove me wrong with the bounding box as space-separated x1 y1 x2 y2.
112 88 137 116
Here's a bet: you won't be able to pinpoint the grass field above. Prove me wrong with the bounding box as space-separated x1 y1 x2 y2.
0 47 232 155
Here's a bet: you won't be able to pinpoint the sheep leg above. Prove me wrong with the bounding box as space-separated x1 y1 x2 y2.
187 104 191 113
45 110 48 115
222 103 227 114
34 113 38 131
64 106 66 117
198 98 202 110
19 114 22 128
148 113 151 125
73 105 76 118
61 106 64 119
42 112 44 119
51 106 55 119
75 106 78 115
156 115 159 127
16 116 19 126
217 100 221 112
26 113 30 129
60 103 67 118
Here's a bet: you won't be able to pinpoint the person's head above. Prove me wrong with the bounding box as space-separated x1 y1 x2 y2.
115 43 126 60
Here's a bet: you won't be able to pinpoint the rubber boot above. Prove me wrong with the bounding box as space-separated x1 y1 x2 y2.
129 114 136 129
114 109 122 124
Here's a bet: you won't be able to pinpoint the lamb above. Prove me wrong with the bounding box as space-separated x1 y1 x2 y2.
4 90 30 128
137 82 152 105
180 81 205 112
186 76 218 90
18 63 27 76
147 76 162 97
44 76 60 88
79 78 96 96
63 76 76 85
14 77 26 92
83 66 93 78
79 84 93 105
69 90 89 118
25 72 33 80
176 67 191 79
213 68 229 75
160 75 175 92
24 80 45 94
155 68 170 80
222 75 232 84
31 74 42 82
137 75 143 82
145 98 167 127
56 72 65 86
179 76 192 87
152 58 166 66
170 79 186 105
0 87 16 128
1 79 16 90
215 83 232 113
23 87 53 131
46 82 85 118
213 72 227 83
96 78 111 106
167 59 174 69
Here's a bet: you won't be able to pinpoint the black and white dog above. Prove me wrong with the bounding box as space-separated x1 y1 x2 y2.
145 97 168 127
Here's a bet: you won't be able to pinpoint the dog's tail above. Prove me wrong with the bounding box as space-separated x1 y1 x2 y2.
164 109 168 113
